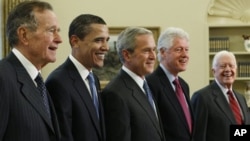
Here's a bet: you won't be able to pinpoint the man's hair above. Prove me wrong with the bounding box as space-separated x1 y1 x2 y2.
6 1 53 48
116 26 152 63
68 14 106 44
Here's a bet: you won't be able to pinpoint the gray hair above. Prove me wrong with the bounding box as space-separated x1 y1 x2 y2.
157 27 189 61
212 50 237 69
6 1 53 48
116 27 153 63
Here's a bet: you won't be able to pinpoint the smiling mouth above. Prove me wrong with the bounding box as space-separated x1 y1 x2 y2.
49 46 57 51
179 58 188 63
223 71 233 77
96 54 105 60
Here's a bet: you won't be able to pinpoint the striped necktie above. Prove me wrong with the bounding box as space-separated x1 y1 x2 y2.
227 90 243 125
35 73 51 118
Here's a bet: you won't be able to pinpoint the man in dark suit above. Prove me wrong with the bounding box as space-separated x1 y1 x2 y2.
147 27 194 141
101 27 165 141
0 1 62 141
45 14 109 141
191 50 250 141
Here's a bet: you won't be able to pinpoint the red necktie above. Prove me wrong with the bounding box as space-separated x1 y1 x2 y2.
173 78 192 133
227 90 243 125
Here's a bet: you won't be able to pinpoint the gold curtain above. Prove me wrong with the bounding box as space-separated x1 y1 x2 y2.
2 0 33 57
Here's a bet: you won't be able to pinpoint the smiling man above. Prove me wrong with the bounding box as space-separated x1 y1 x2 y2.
101 26 165 141
191 50 250 141
146 27 194 141
45 14 109 141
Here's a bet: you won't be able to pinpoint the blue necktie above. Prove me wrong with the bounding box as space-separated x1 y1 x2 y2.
87 72 100 119
143 80 157 117
35 73 51 118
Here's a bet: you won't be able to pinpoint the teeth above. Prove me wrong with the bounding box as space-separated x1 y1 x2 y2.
180 58 187 63
97 54 105 60
224 73 232 77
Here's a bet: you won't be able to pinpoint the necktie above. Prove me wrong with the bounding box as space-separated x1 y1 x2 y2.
173 78 192 133
227 90 243 125
87 72 100 119
35 73 51 118
143 80 157 118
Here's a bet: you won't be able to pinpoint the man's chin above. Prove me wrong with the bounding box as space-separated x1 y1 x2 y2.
94 63 104 68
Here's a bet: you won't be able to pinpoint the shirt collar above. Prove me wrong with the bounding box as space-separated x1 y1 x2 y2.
12 48 39 80
69 54 90 80
160 63 177 87
122 65 144 90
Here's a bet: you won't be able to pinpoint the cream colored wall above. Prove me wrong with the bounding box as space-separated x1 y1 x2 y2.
42 0 211 95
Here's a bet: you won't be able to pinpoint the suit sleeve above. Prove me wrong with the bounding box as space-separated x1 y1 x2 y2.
46 78 73 141
191 92 208 141
101 90 131 141
0 74 9 140
236 93 250 124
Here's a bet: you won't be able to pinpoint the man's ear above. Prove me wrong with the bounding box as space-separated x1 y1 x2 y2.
122 49 131 62
17 26 28 45
212 68 215 75
70 35 80 48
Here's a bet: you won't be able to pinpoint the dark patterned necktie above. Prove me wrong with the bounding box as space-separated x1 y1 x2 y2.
35 73 51 118
87 72 100 119
227 90 243 125
173 78 192 133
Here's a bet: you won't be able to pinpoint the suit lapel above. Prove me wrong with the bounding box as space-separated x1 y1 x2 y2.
8 53 55 132
156 67 191 132
67 59 102 137
120 70 162 136
234 91 249 124
211 82 236 123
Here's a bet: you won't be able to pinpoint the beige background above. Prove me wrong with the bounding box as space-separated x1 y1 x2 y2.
41 0 210 95
3 0 248 95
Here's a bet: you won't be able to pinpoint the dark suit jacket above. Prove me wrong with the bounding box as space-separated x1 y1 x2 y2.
146 66 194 141
0 52 60 141
45 58 105 141
101 69 165 141
191 81 250 141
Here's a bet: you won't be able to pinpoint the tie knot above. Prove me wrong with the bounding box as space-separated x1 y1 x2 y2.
87 72 95 83
143 80 147 87
227 90 233 96
173 78 179 85
35 73 44 84
143 80 150 91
